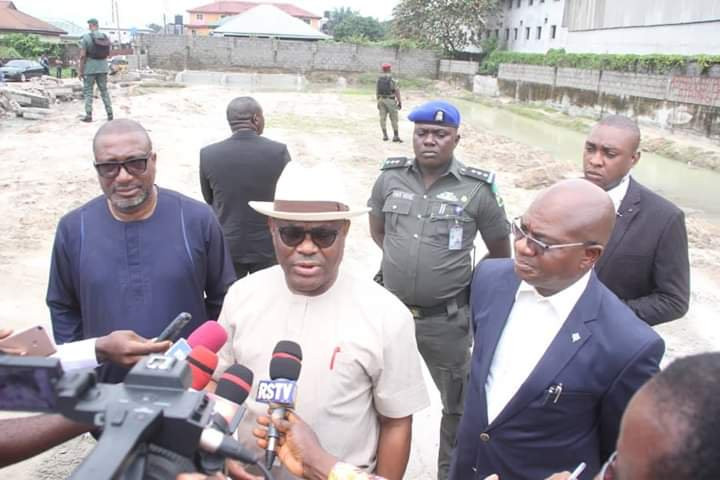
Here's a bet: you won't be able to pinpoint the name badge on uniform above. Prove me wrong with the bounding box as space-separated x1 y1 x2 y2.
449 224 463 250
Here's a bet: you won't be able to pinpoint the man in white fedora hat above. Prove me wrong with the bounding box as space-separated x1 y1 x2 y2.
213 162 430 480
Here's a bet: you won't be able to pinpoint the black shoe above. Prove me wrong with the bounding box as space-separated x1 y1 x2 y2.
392 136 403 143
107 113 113 121
80 115 92 123
382 132 389 141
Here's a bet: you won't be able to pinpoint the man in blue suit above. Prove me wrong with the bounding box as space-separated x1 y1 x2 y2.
450 179 664 480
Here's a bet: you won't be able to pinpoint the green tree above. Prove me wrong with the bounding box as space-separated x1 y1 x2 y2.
322 7 387 42
392 0 501 54
146 23 163 33
0 33 61 58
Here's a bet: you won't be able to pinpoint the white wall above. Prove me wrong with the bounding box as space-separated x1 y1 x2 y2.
489 0 568 53
565 21 720 55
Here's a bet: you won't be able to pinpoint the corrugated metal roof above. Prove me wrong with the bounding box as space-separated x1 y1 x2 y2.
188 1 321 19
0 1 66 35
212 3 328 39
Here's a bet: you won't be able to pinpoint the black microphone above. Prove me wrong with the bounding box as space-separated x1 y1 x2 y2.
256 341 303 470
199 364 255 475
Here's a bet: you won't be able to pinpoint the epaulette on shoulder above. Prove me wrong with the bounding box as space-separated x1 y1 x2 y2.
381 157 412 170
459 166 495 185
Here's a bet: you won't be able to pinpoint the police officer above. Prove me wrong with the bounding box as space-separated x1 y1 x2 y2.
376 63 402 142
368 100 511 480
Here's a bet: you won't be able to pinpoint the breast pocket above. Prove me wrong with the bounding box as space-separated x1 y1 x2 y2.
325 351 373 417
428 201 473 247
382 197 412 232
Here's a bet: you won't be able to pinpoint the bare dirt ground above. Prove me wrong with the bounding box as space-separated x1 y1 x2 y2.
1 83 719 479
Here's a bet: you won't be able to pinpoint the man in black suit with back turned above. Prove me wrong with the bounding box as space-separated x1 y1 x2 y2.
200 97 291 278
583 115 690 326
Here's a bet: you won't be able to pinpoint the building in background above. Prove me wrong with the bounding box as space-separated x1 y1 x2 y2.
211 4 329 40
0 1 66 43
44 18 85 43
563 0 720 55
490 0 568 53
186 1 321 36
100 25 154 45
491 0 720 55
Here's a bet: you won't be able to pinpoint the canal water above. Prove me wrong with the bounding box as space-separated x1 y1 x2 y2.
457 100 720 221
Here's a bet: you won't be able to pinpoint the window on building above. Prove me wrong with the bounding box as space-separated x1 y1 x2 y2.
551 25 557 39
191 29 196 36
536 26 542 39
529 0 533 5
495 29 499 38
196 13 203 20
516 0 521 7
525 27 530 39
508 0 513 8
514 28 518 40
505 28 510 40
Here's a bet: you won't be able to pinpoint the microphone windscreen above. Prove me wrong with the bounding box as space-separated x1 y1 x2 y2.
216 364 254 405
187 345 218 390
269 340 302 381
188 321 228 353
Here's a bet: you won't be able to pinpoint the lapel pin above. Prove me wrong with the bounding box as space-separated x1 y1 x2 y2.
571 332 581 343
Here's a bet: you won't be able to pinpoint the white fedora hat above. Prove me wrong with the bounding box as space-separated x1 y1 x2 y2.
249 162 370 221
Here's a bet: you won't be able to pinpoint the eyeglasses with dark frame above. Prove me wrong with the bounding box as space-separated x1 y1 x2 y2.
94 156 150 179
510 216 599 254
277 225 340 249
599 450 618 480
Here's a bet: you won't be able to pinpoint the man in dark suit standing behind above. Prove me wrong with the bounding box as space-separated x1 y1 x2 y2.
450 179 663 480
583 115 690 326
200 97 291 278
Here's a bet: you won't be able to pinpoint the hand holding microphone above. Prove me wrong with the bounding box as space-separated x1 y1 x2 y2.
256 341 303 470
253 411 337 480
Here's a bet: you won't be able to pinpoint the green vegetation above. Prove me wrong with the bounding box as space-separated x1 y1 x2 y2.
392 0 501 55
0 45 21 59
322 8 388 43
479 49 720 76
0 33 62 59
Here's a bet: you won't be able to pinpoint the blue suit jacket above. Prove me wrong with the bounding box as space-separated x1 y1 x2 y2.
449 259 664 480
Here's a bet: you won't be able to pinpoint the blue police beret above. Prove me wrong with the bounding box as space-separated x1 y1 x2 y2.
408 101 461 128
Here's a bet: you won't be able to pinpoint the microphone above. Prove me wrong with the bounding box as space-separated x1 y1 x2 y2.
165 320 228 361
256 340 303 469
199 363 255 474
211 363 254 433
187 345 218 390
156 312 192 343
188 321 228 352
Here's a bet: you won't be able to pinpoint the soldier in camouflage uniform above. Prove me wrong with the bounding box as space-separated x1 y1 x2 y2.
376 63 402 142
368 101 511 480
79 18 113 123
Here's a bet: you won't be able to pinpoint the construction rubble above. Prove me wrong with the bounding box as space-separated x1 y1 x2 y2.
0 69 179 121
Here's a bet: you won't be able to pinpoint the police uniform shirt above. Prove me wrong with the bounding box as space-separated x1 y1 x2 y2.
368 157 510 307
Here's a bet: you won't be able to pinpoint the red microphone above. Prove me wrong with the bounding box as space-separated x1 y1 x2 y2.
187 345 218 390
188 321 228 353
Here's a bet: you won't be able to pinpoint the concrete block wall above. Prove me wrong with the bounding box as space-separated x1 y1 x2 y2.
600 72 668 100
556 67 600 90
499 64 555 85
440 60 479 75
139 35 440 78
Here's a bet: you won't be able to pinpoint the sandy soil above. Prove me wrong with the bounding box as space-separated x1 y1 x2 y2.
0 83 719 479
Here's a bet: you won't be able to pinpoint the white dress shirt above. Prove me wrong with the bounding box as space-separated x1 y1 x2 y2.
52 338 99 371
606 174 631 213
485 271 592 424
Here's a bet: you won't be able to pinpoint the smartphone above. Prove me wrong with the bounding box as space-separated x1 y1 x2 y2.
156 312 192 343
0 325 56 356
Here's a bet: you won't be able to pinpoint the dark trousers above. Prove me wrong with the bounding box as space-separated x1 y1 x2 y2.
233 259 276 279
414 304 471 480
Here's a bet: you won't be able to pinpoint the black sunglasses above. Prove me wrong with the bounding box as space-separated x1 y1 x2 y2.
278 226 340 249
94 157 150 178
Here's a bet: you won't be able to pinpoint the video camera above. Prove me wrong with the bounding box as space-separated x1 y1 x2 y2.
0 353 272 480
